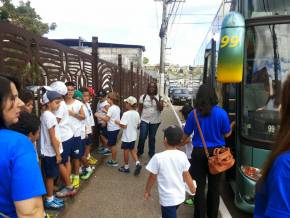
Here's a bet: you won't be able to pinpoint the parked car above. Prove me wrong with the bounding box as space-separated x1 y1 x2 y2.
168 86 178 98
171 88 192 105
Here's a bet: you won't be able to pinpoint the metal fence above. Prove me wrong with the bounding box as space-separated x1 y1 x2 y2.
0 21 153 110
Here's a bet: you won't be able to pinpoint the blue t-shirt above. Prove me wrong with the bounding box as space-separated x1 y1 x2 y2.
183 106 231 148
254 151 290 218
0 129 46 218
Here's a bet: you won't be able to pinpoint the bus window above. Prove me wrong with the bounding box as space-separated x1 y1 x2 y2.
244 0 290 18
242 23 290 142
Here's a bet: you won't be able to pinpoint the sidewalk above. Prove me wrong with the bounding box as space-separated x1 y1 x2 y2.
57 105 194 218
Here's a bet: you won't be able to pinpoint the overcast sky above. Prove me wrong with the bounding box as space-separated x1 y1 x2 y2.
13 0 222 66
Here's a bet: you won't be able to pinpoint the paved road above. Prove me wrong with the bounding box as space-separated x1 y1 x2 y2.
58 105 194 218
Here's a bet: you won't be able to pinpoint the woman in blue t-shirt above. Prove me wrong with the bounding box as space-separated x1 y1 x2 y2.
183 84 233 218
254 75 290 218
0 74 46 218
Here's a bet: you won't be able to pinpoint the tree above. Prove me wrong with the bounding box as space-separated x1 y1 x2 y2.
143 57 149 65
0 0 56 35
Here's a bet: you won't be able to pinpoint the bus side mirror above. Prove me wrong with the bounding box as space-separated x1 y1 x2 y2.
217 12 245 83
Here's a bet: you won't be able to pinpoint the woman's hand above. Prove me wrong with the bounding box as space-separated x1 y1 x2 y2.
144 191 151 200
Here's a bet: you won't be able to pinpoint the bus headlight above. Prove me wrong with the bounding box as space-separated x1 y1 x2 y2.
241 165 262 181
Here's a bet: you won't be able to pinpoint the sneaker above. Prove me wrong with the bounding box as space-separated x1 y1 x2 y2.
53 196 64 204
44 198 64 210
88 156 98 165
99 148 111 156
184 198 194 206
44 212 52 218
56 187 77 198
134 164 142 176
97 146 105 151
106 159 119 167
118 166 130 173
80 169 94 180
72 177 80 189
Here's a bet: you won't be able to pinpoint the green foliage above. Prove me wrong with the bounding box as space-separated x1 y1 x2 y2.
0 0 56 35
143 57 149 65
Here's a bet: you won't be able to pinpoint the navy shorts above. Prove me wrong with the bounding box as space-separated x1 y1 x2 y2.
107 130 120 146
71 136 83 159
43 156 60 178
121 141 135 150
82 134 93 147
99 126 108 138
161 205 180 218
61 137 75 164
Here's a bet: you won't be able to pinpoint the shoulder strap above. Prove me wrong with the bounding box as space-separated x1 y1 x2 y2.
193 110 210 158
142 94 147 103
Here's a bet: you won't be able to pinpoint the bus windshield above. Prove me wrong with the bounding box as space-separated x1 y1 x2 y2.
244 0 290 18
242 23 290 142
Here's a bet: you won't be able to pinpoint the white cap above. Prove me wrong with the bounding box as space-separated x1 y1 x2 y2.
50 81 67 96
124 96 137 105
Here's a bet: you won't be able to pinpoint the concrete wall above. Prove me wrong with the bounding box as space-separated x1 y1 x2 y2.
71 46 143 69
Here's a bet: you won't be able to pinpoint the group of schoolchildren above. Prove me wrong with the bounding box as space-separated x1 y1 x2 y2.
11 79 197 218
10 80 145 212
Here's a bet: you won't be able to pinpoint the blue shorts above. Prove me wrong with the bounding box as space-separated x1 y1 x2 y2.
99 126 108 138
43 156 60 178
71 136 83 159
121 141 135 150
82 134 93 147
161 205 180 218
107 130 120 146
61 137 75 164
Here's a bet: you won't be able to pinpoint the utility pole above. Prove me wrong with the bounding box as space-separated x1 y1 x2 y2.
157 0 184 96
158 0 168 97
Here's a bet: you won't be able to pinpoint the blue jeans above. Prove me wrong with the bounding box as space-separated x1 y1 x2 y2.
137 121 160 157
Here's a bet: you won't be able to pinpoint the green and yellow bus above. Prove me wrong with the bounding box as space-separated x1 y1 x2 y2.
198 0 290 213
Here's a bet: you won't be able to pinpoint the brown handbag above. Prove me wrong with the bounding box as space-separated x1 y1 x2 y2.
193 110 235 175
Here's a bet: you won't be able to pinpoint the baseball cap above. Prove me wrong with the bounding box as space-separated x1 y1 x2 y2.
163 125 183 145
124 96 137 105
74 90 83 101
97 90 107 97
88 87 95 96
42 90 62 104
50 81 67 96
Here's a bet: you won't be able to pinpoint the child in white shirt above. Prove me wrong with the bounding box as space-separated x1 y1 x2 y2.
40 90 65 209
95 90 110 154
79 87 96 180
145 125 196 218
65 82 86 189
95 92 120 167
115 96 142 176
180 103 194 206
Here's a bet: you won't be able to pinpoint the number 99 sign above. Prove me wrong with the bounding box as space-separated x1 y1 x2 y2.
221 35 240 48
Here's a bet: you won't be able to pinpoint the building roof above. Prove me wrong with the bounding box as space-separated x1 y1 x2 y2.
53 39 145 51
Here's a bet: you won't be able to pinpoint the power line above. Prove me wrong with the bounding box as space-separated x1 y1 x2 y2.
169 13 215 16
173 22 213 24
